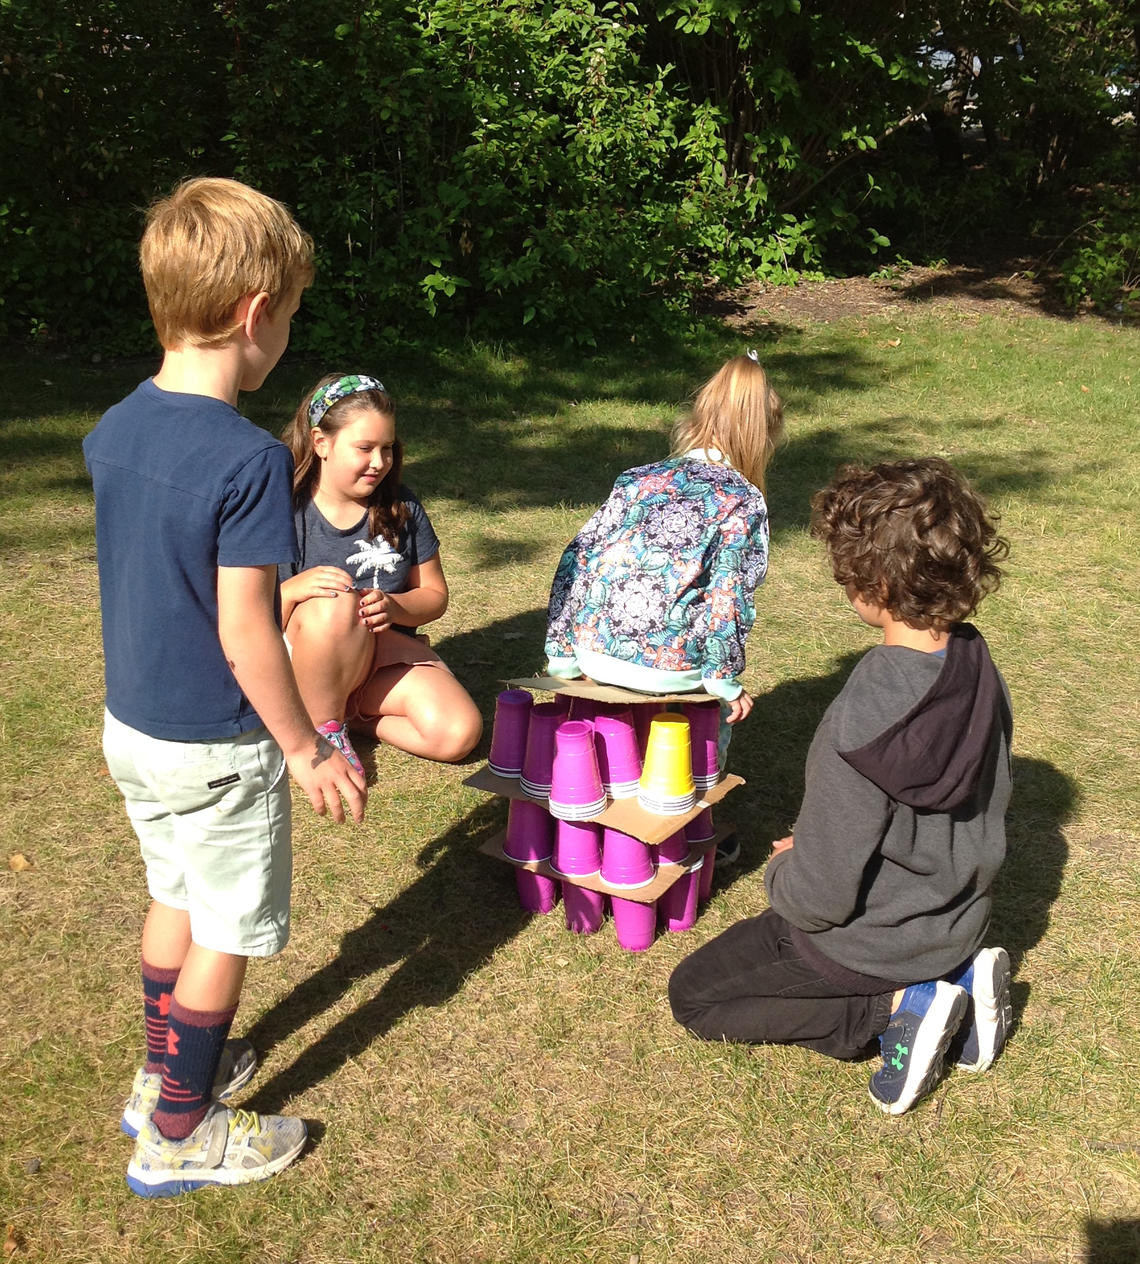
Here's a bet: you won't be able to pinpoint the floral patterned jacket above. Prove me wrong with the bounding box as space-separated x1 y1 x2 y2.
544 456 769 690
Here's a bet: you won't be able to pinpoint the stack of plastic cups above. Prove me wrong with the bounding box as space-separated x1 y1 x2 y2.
551 820 605 934
487 689 533 779
547 720 607 821
503 799 558 913
601 824 658 953
682 693 718 898
593 710 642 800
658 857 703 932
654 829 691 867
683 700 721 792
637 714 697 815
519 701 562 800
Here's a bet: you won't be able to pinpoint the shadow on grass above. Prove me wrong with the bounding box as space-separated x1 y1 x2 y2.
1085 1218 1140 1264
243 792 524 1116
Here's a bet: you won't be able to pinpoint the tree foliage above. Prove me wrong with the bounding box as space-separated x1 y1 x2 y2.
1 0 1135 351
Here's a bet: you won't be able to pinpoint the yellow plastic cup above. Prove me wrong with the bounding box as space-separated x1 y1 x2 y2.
639 714 696 800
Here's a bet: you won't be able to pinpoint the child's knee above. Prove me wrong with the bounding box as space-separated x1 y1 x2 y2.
434 706 483 762
291 593 362 642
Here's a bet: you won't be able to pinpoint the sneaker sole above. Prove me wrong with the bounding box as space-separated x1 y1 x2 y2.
871 986 969 1116
120 1051 259 1139
956 947 1011 1073
125 1126 307 1197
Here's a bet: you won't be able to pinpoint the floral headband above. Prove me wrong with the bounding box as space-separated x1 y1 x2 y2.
308 374 387 429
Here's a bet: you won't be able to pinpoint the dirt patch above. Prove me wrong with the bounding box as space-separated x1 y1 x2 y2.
704 258 1124 330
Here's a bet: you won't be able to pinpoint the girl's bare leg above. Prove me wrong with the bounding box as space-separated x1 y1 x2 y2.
285 594 374 726
353 663 483 762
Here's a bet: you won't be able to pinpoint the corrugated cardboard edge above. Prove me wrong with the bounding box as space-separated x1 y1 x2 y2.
463 767 744 844
505 675 718 705
478 825 733 904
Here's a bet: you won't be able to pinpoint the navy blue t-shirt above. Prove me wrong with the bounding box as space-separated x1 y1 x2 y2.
83 379 298 740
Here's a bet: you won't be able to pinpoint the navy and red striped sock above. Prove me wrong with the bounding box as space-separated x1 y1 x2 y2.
141 960 180 1075
152 999 237 1140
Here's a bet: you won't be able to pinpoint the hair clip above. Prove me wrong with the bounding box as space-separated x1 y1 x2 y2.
746 349 759 362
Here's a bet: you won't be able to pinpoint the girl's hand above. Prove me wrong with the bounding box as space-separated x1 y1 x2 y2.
725 690 753 725
282 567 356 604
357 588 394 634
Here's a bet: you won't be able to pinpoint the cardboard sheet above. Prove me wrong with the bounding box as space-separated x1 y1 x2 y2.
505 675 718 706
478 825 734 904
463 767 743 844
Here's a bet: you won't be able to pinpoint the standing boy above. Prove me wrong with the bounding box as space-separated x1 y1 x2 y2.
84 178 367 1196
669 457 1014 1115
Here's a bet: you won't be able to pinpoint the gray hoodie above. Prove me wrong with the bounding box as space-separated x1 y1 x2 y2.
764 623 1012 983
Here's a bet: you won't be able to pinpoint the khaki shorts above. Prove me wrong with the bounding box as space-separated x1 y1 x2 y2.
102 710 292 956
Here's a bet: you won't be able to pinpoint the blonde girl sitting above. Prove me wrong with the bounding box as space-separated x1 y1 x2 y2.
280 373 482 774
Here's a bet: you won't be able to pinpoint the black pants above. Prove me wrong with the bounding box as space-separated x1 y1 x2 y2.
668 910 895 1061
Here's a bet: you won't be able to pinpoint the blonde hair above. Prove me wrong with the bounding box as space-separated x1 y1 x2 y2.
671 354 784 493
283 374 407 547
140 177 314 350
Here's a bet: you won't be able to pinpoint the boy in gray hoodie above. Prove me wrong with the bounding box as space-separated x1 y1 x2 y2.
669 457 1014 1115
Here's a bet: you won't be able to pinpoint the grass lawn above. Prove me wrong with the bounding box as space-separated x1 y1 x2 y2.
1 300 1138 1263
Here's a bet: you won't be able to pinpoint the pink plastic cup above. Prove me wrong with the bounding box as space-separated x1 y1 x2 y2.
683 700 721 790
698 849 715 902
632 702 666 755
600 826 655 888
655 829 690 866
562 882 605 934
685 807 716 844
551 819 602 876
548 720 607 820
503 798 554 863
520 701 562 799
488 689 533 778
658 860 702 932
611 895 657 951
515 869 559 914
593 711 642 798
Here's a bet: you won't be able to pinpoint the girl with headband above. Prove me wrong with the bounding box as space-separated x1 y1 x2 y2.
279 373 482 774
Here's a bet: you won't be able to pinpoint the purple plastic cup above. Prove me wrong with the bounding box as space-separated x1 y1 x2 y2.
593 711 642 798
569 696 598 723
551 819 602 876
685 807 716 844
659 860 702 932
549 693 573 716
562 882 605 933
488 689 533 777
600 826 655 888
548 720 607 820
683 700 721 790
503 798 554 862
611 895 657 951
520 701 562 799
655 829 690 866
515 869 559 914
698 849 715 902
632 702 665 755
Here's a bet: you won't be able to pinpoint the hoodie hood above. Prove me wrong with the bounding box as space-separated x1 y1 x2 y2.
838 623 1011 811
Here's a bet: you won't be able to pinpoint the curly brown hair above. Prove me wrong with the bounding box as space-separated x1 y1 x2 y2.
810 457 1009 629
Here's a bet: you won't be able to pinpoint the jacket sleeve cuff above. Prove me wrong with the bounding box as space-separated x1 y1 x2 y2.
547 655 582 680
701 676 742 701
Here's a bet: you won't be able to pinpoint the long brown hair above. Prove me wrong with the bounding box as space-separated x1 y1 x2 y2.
670 353 784 494
283 373 407 546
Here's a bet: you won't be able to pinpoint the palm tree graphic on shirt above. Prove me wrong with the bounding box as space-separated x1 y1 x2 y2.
346 537 402 589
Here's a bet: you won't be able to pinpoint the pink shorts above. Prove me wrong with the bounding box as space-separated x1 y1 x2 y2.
346 629 453 726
